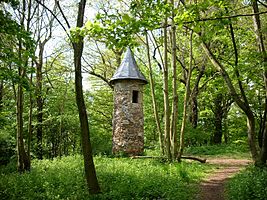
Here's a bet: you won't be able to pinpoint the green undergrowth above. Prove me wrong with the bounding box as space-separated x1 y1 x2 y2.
184 143 250 159
226 166 267 200
0 155 215 200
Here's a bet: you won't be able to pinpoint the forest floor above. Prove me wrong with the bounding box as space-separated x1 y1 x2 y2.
198 157 251 200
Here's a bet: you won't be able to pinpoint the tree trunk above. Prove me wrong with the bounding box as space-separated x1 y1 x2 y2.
36 39 51 160
246 114 260 162
36 60 43 159
170 0 178 158
0 80 3 111
27 72 33 167
163 16 171 160
189 65 205 129
177 30 193 162
16 0 30 172
73 0 100 194
59 112 63 158
260 127 267 164
213 94 223 144
200 40 259 162
252 0 267 165
222 104 231 144
16 81 31 172
145 32 164 155
189 93 198 128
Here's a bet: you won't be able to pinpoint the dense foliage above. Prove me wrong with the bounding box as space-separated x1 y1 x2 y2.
0 155 214 200
226 166 267 200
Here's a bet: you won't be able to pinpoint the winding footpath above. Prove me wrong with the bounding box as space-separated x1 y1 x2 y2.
198 158 251 200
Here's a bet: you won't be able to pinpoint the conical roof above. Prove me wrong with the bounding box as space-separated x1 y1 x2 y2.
110 47 148 85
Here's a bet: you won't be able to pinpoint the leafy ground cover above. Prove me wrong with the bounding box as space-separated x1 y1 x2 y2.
0 155 215 200
184 142 250 159
1 144 260 200
226 166 267 200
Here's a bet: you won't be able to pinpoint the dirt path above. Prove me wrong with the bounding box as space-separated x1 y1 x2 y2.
198 158 251 200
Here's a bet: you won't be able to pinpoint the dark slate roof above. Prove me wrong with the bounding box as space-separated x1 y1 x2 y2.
110 47 148 85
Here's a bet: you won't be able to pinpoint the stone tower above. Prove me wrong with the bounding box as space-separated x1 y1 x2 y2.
110 47 148 156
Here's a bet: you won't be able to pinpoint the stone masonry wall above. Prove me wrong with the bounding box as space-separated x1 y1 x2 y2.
112 80 144 156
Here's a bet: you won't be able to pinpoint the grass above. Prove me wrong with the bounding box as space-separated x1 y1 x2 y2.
226 166 267 200
0 155 215 200
184 142 251 159
0 143 254 200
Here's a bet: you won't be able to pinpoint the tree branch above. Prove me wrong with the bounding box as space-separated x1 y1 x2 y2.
183 11 267 24
35 0 71 40
55 0 71 29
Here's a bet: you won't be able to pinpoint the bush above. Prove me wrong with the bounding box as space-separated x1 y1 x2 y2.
226 166 267 200
0 131 15 165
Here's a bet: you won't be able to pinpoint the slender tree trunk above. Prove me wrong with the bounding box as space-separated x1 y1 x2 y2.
228 10 261 160
16 0 30 172
27 72 33 167
34 1 54 159
59 112 63 158
25 0 33 165
16 76 31 172
252 0 267 165
170 0 178 158
259 97 267 163
246 114 259 161
223 116 229 144
73 0 100 194
258 106 264 148
189 94 198 128
188 64 205 129
177 30 193 162
213 94 223 144
0 80 3 111
260 126 267 164
36 60 43 159
145 32 164 155
35 41 51 160
163 16 171 160
200 40 259 162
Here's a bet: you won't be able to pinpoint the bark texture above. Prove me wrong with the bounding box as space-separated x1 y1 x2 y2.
212 94 224 144
177 31 193 162
0 81 3 111
36 48 43 160
16 0 30 172
163 16 171 160
145 33 164 155
252 0 267 165
170 0 178 158
73 0 100 194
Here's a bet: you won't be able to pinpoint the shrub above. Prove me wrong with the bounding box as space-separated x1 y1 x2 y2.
0 131 15 165
226 166 267 200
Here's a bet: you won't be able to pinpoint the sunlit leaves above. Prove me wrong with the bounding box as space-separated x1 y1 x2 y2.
174 0 231 31
0 2 35 91
80 0 171 49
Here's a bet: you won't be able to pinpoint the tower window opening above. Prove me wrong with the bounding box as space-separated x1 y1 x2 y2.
132 90 139 103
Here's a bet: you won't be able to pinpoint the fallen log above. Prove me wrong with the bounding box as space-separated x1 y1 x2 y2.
130 155 206 163
180 156 206 163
